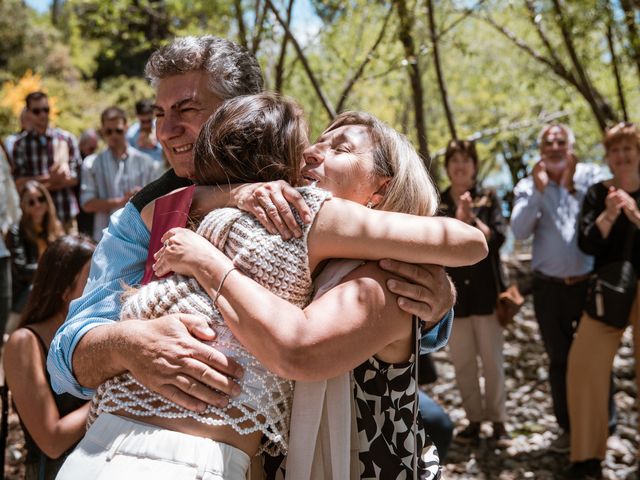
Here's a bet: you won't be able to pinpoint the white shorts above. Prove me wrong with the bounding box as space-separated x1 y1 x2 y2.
56 413 251 480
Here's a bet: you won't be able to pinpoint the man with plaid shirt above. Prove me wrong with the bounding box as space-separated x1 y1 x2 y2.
12 91 81 233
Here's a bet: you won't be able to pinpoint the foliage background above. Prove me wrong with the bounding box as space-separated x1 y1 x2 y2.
1 0 638 192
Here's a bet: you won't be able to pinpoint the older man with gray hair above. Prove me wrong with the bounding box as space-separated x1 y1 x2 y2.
49 36 455 478
511 123 615 453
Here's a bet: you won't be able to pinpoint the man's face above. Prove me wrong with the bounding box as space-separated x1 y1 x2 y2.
138 113 154 134
540 126 569 174
28 98 50 133
153 71 223 179
80 137 98 158
101 118 127 152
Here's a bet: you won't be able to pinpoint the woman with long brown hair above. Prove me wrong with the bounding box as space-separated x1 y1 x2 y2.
4 235 95 480
6 180 64 313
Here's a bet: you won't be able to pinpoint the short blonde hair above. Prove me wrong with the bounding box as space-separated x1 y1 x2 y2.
324 112 438 216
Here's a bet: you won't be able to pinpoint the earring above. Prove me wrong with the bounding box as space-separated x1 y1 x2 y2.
366 200 373 209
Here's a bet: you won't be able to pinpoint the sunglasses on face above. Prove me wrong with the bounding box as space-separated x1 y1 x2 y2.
104 128 125 136
30 107 50 115
27 195 46 207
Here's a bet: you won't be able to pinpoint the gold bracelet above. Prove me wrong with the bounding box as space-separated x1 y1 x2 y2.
213 267 238 307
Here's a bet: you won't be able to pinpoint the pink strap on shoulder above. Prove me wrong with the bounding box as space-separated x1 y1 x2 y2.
142 185 195 285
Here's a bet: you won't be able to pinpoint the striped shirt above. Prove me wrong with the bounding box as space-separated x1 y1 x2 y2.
12 127 81 223
81 145 161 241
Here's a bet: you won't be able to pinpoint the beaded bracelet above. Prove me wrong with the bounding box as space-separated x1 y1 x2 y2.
213 267 238 307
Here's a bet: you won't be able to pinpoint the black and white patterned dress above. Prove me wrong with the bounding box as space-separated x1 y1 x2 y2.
353 353 441 479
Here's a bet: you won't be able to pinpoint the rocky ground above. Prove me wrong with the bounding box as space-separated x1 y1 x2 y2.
2 297 638 479
429 298 639 479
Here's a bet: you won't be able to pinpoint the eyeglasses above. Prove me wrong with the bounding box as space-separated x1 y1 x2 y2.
104 128 125 136
27 195 46 207
30 107 50 115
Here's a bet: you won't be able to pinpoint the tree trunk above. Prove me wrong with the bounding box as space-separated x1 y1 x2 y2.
620 0 640 80
233 0 248 49
394 0 431 170
550 0 617 130
427 0 457 140
265 0 336 119
275 0 295 92
605 11 628 121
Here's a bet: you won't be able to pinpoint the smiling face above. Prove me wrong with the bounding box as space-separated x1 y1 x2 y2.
153 71 223 179
446 151 476 188
540 126 569 174
606 138 640 179
301 124 386 205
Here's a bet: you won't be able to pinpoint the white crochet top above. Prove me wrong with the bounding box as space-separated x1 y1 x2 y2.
89 186 331 455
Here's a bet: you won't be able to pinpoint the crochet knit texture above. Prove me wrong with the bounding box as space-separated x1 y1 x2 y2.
89 186 331 456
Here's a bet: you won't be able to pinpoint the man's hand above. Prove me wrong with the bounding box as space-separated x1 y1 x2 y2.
560 152 578 192
233 180 312 239
378 260 456 330
532 160 549 193
111 314 243 412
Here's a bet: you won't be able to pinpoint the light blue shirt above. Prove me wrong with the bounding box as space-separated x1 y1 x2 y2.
511 163 604 277
126 122 164 164
81 146 160 241
47 202 452 398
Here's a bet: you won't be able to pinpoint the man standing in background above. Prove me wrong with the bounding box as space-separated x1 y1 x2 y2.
12 91 80 233
81 106 158 241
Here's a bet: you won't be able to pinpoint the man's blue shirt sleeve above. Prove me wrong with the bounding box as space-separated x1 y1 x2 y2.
420 309 453 354
47 202 150 398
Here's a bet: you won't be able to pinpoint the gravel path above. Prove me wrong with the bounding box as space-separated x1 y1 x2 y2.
429 300 639 479
2 298 638 479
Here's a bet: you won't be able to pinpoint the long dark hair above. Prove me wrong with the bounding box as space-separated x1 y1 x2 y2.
19 235 95 327
19 180 64 245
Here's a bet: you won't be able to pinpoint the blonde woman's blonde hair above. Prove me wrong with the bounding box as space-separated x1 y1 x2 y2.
324 112 438 216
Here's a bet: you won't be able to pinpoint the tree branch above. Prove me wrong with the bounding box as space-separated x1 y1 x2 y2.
233 0 248 49
336 7 392 112
427 0 457 140
275 0 295 91
265 0 336 119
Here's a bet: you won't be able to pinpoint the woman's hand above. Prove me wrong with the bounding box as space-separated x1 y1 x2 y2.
153 228 225 278
618 189 640 227
233 180 312 239
604 186 624 222
455 192 473 223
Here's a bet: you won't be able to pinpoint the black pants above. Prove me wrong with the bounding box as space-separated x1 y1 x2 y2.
533 276 617 432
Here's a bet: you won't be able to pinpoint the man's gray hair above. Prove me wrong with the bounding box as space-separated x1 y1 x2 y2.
537 123 576 150
145 36 264 100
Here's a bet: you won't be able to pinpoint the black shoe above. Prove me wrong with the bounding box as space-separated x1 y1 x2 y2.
490 422 513 448
455 422 480 445
564 459 602 479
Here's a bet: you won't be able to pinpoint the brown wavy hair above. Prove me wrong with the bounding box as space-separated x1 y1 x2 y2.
193 93 306 187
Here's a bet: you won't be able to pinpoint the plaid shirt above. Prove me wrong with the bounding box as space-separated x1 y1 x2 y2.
12 127 81 222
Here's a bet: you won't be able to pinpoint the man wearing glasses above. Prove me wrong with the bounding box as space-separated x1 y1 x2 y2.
81 106 159 241
511 124 615 453
12 91 81 233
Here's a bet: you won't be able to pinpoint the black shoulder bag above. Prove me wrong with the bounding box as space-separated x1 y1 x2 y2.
585 223 638 329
